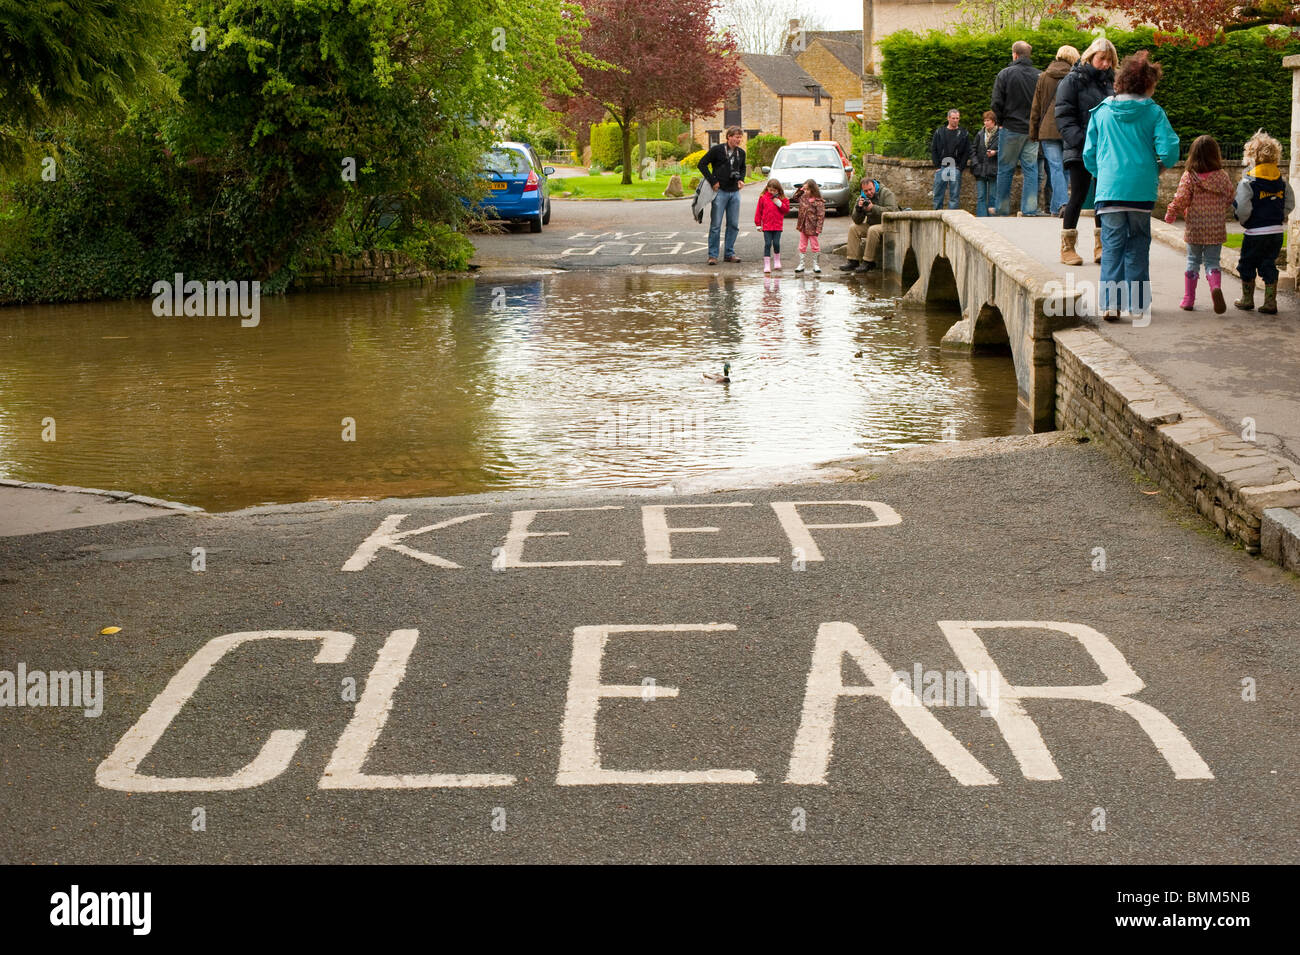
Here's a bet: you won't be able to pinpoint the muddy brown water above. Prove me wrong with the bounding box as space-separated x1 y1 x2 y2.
0 273 1026 511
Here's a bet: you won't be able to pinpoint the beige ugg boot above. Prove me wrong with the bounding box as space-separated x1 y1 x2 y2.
1060 229 1083 266
1093 228 1102 263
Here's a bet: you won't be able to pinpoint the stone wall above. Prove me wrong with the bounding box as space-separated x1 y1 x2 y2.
1054 326 1300 556
862 153 1249 217
292 251 438 289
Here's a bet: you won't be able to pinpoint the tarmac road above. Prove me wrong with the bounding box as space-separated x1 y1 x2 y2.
471 188 857 273
3 437 1297 864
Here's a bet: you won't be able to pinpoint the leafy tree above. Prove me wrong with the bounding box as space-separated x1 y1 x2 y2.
0 0 177 164
561 0 744 185
1058 0 1300 44
955 0 1086 31
160 0 589 277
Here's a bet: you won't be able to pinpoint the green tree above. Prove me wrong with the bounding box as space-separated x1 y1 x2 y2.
0 0 177 164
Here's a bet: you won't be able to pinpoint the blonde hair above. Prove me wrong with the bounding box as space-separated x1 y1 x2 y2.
1079 36 1118 69
1243 129 1281 166
1056 45 1080 64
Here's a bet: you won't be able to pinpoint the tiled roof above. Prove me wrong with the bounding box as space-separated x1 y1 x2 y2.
743 53 824 98
783 29 863 55
813 38 865 75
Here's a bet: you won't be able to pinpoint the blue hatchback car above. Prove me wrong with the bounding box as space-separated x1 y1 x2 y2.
472 142 555 233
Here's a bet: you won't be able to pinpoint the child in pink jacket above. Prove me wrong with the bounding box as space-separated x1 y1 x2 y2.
1164 135 1236 314
792 179 826 273
755 179 789 274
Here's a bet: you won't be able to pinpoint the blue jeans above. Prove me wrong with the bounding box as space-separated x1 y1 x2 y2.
1185 243 1222 276
1039 139 1067 215
762 230 782 255
975 178 995 216
932 167 962 209
708 187 740 259
1098 211 1152 315
995 128 1039 216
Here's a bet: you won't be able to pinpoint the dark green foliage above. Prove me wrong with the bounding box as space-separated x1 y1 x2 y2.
746 134 786 167
590 121 636 166
639 140 677 160
880 21 1300 157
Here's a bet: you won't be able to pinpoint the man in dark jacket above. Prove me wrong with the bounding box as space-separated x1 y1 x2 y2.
991 40 1041 216
698 126 747 265
1029 46 1078 215
839 177 899 272
931 109 972 210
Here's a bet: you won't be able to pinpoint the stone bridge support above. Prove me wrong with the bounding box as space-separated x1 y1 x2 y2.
878 210 1083 431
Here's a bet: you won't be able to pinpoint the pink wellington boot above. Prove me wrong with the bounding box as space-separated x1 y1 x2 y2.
1207 268 1227 314
773 253 782 270
763 256 771 274
1180 271 1197 310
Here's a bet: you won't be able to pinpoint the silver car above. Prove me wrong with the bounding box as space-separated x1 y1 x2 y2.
763 142 855 216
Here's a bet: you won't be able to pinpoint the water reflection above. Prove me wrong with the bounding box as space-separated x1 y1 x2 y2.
0 273 1027 510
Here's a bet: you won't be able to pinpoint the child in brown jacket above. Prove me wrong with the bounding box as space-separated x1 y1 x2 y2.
1164 135 1236 313
792 179 826 274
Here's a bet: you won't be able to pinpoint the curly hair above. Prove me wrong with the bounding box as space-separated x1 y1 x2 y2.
1114 50 1163 96
1243 129 1281 166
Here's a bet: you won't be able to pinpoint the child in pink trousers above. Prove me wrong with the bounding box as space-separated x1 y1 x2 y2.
755 179 789 273
1164 134 1235 314
792 179 825 273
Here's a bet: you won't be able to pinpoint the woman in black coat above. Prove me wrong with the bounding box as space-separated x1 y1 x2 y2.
1054 36 1117 265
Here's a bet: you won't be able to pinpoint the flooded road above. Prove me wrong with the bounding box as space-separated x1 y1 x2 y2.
0 272 1025 510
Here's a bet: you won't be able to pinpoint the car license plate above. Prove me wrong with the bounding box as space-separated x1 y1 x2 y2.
487 181 508 190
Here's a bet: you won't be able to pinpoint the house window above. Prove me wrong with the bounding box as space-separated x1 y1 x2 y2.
723 89 741 128
708 130 720 146
813 88 822 106
744 129 759 141
812 130 821 140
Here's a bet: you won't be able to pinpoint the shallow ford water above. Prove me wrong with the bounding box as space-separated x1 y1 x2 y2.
0 273 1027 510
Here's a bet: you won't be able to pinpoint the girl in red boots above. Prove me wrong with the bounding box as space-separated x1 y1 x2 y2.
755 179 789 274
1164 135 1235 314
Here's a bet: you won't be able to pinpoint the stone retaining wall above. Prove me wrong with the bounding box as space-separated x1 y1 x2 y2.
862 154 1246 218
292 251 437 289
1054 326 1300 562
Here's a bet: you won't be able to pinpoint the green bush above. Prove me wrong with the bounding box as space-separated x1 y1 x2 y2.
880 21 1300 158
589 121 636 167
746 134 786 168
588 162 604 175
639 140 677 160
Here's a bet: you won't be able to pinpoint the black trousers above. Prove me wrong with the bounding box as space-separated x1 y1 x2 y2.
1063 161 1092 230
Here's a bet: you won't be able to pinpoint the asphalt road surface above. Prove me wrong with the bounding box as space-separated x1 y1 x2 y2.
471 189 857 272
3 438 1297 863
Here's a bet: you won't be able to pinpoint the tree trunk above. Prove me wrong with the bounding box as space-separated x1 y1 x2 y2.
621 109 633 185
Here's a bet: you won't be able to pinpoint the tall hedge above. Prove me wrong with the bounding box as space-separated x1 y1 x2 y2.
879 22 1300 158
590 120 638 167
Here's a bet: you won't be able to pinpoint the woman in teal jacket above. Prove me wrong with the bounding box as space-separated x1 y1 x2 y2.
1082 50 1180 321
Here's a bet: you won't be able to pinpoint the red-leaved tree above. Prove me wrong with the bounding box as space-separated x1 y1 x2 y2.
561 0 743 183
1059 0 1300 45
